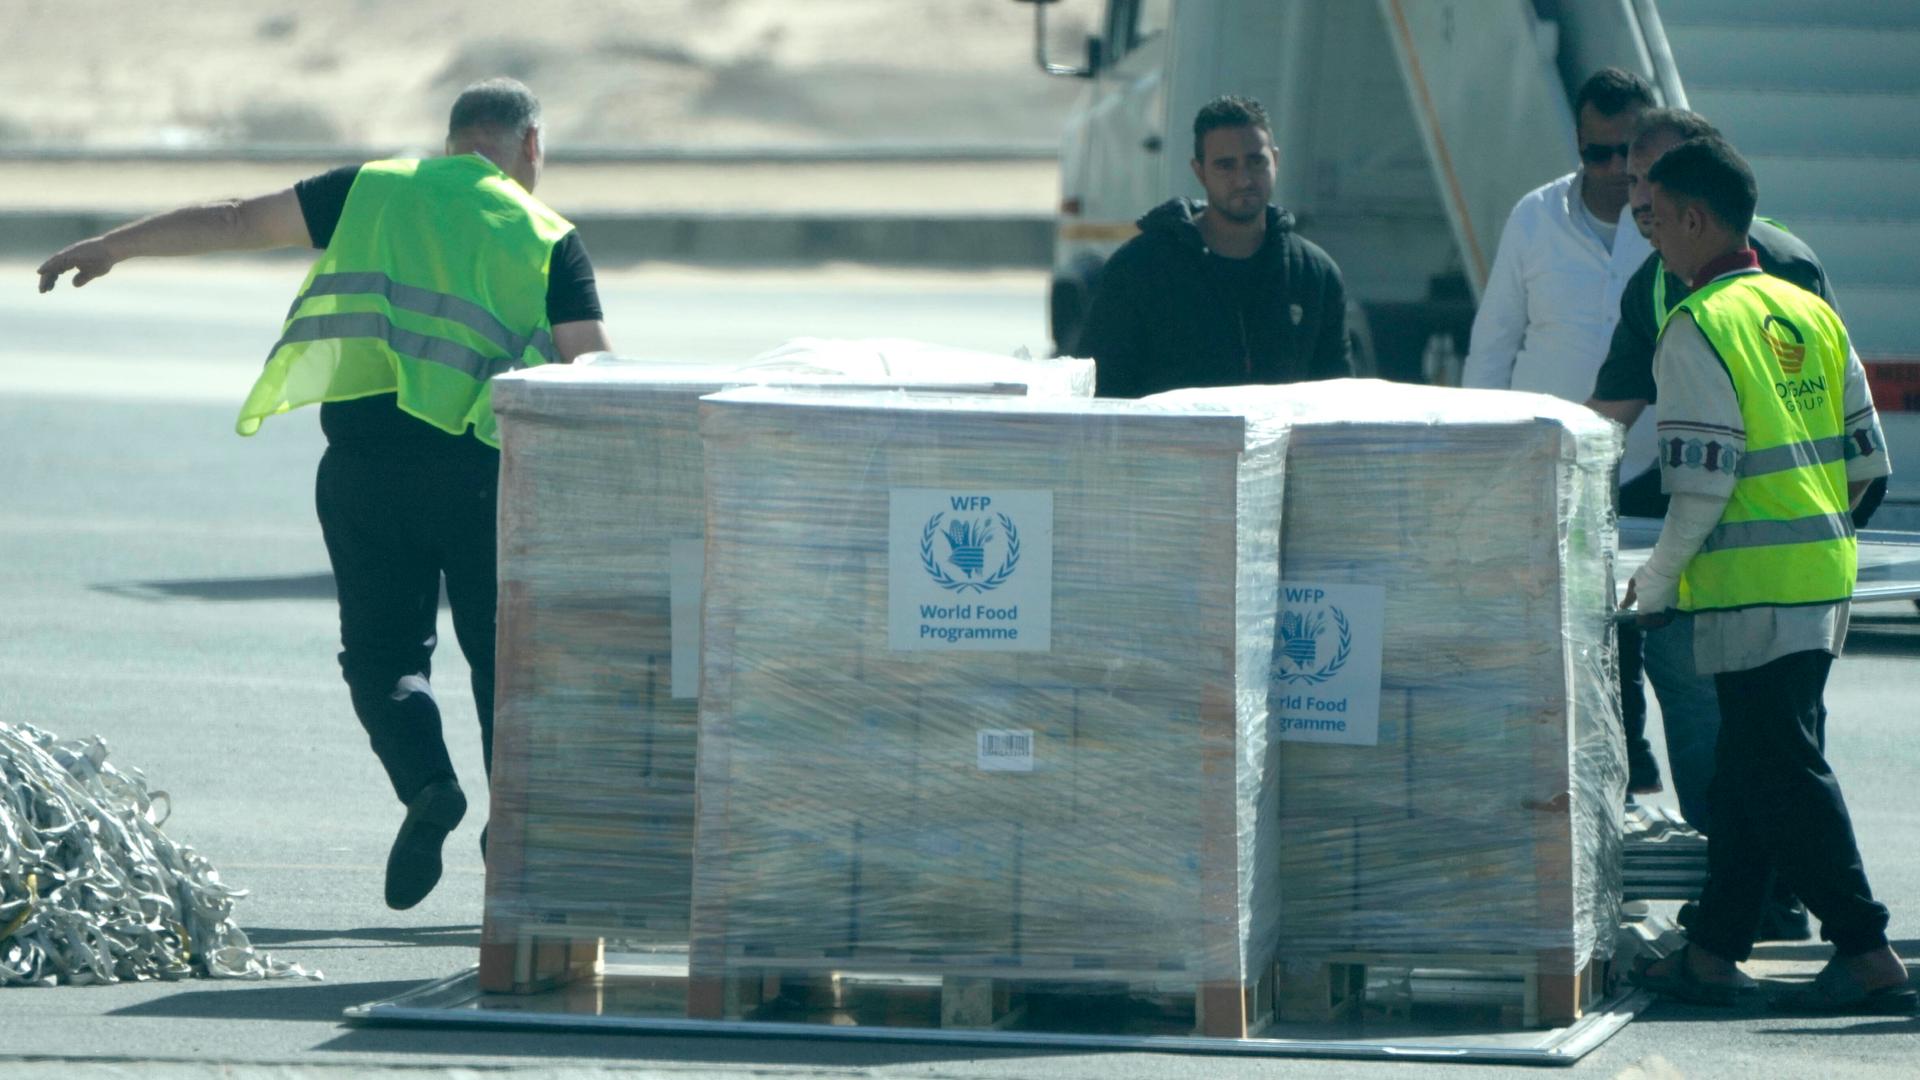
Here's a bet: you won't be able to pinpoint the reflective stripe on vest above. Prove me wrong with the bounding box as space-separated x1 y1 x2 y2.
288 271 535 360
1670 270 1856 612
1736 435 1846 479
237 155 571 447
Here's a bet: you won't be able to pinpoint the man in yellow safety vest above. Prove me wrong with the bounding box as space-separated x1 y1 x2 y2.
36 78 613 911
1621 136 1910 1014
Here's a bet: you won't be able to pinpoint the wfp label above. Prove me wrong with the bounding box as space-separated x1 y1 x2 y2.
1273 582 1385 745
889 489 1052 651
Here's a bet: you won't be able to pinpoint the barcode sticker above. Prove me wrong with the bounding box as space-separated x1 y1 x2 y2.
976 729 1035 772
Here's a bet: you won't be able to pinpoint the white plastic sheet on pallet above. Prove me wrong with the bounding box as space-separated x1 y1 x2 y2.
1155 379 1625 985
482 343 1093 964
0 722 317 987
688 388 1287 1024
740 338 1095 398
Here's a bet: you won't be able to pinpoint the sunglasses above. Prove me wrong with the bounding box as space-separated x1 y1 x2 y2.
1580 142 1630 165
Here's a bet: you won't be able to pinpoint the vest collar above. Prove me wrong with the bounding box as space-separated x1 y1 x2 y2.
1692 247 1761 289
448 151 507 176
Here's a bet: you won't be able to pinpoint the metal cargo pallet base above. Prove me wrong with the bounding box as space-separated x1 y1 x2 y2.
344 952 1654 1067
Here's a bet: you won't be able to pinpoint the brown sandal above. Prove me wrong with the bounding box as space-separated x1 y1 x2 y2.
1629 946 1745 1007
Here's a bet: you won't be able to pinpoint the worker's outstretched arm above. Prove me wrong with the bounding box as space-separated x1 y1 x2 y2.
37 188 311 293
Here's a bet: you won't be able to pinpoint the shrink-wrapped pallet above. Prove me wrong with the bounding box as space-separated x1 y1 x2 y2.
689 388 1288 1033
482 346 1092 986
1155 380 1625 997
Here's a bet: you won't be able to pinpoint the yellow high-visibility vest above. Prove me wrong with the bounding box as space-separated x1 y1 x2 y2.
1667 269 1856 612
237 154 572 447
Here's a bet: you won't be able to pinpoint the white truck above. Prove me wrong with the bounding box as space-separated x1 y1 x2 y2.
1013 0 1920 490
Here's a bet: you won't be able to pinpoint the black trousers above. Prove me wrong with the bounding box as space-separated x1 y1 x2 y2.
1616 467 1665 781
1689 650 1891 961
1617 621 1655 772
315 442 500 805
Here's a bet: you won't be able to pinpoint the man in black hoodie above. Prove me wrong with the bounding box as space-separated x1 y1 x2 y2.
1082 96 1351 397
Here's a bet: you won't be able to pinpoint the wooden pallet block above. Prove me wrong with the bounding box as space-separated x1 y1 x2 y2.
1274 956 1367 1023
477 928 605 995
1528 947 1617 1027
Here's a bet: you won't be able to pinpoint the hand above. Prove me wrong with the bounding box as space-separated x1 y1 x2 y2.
37 237 118 293
1621 575 1673 628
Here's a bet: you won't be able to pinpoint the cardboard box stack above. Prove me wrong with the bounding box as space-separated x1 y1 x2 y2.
689 388 1289 1033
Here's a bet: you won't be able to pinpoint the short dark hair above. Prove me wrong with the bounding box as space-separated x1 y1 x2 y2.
1647 136 1757 234
448 77 541 141
1192 96 1270 161
1573 67 1655 118
1632 107 1719 151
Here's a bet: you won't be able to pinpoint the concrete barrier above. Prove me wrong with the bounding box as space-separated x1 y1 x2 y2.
1 209 1055 269
571 211 1053 268
0 145 1061 269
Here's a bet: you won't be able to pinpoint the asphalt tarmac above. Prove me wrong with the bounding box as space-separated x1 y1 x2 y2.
2 261 1916 1078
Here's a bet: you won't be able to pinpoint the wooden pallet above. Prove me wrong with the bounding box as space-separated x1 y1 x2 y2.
1275 947 1615 1028
686 956 1278 1036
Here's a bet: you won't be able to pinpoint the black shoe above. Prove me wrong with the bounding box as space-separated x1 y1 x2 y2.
385 780 467 910
1677 901 1700 933
1756 899 1814 943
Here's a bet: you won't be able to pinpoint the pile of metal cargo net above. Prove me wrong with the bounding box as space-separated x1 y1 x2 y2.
0 722 317 987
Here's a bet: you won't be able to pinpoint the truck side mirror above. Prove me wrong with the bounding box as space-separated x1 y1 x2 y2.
1014 0 1099 79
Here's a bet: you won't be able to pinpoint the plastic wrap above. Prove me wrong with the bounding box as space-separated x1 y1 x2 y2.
483 346 1091 957
1154 380 1626 978
691 388 1288 994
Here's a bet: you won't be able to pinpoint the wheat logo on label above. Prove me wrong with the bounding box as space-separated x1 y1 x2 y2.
921 502 1021 594
1274 604 1351 685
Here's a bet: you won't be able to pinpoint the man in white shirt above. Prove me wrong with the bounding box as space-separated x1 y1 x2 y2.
1463 67 1661 790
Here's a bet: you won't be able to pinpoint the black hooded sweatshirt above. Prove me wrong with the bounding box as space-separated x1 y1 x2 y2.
1081 198 1351 398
